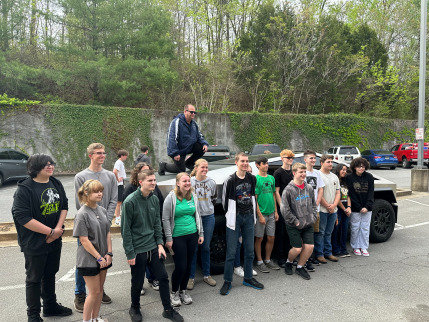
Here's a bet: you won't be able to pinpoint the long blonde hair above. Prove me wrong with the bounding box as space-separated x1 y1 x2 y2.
190 158 208 177
174 172 193 201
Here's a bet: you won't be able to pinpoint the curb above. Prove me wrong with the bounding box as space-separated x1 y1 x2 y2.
396 189 412 197
0 219 121 242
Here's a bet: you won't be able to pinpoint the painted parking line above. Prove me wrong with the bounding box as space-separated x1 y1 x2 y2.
395 221 429 230
403 199 429 207
0 263 173 292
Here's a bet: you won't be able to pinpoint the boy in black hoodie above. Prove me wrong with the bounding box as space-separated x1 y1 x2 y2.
12 154 72 322
281 163 317 280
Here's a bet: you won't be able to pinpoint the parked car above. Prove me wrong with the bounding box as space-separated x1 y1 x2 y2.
390 143 429 168
248 143 281 155
157 152 398 275
0 148 29 187
361 149 398 169
327 145 361 162
203 145 231 162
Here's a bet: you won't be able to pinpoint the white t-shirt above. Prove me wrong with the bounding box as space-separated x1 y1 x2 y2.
319 171 340 213
306 169 325 211
114 159 126 186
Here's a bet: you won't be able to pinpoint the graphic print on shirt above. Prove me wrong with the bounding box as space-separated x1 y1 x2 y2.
353 181 369 195
40 188 60 216
306 176 317 191
236 182 252 207
194 181 210 201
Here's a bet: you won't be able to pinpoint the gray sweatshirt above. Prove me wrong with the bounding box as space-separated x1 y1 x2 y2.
162 191 203 242
281 181 317 229
74 168 118 222
191 176 217 216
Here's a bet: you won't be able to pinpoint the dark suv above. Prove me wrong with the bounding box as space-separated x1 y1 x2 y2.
0 148 29 187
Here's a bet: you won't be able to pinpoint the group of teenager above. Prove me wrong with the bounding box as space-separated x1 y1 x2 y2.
11 104 374 322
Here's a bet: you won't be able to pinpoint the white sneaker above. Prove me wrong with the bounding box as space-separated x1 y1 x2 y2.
179 290 192 305
361 249 370 256
140 288 145 296
115 216 121 226
170 291 181 307
234 266 244 277
252 269 258 276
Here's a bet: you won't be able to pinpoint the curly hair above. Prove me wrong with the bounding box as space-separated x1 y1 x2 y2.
349 157 370 173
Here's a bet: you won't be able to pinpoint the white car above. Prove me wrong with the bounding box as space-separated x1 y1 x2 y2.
327 145 361 163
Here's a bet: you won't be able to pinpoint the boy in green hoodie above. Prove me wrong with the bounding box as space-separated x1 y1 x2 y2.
121 169 183 322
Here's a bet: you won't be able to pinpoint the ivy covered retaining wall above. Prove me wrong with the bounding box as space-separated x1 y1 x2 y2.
0 103 421 171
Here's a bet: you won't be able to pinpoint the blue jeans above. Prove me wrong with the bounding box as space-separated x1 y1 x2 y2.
314 211 337 257
190 214 215 278
332 208 350 254
224 211 255 283
75 239 86 295
234 240 241 267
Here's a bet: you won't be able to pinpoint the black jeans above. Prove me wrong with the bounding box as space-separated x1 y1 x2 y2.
165 142 205 173
274 207 291 260
130 248 171 310
171 232 198 292
24 247 61 318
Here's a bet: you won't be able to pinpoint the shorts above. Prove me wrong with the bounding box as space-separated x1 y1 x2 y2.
78 263 112 277
286 225 314 248
313 212 320 232
118 185 124 202
255 212 275 238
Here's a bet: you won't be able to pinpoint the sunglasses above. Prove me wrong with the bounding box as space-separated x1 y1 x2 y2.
283 156 295 160
186 110 197 114
44 162 56 168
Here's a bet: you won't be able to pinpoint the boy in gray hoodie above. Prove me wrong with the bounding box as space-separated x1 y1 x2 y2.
281 163 317 280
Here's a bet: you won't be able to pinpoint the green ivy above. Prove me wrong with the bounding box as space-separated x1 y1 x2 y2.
229 112 416 152
44 104 153 171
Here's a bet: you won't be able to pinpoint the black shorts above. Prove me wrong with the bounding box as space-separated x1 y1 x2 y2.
118 185 124 202
78 263 112 277
286 225 314 248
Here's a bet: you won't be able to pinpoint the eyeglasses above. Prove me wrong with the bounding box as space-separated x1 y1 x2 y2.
93 152 107 155
356 165 366 168
283 156 295 160
44 162 56 168
186 110 197 114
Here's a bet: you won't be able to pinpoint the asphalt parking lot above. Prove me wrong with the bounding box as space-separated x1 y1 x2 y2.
1 167 429 321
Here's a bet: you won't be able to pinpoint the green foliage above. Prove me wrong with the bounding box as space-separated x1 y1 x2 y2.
229 112 414 152
0 93 40 110
44 104 153 171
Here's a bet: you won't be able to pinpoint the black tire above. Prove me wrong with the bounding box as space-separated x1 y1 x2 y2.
209 214 226 275
402 157 411 169
0 173 3 187
369 199 395 243
390 166 396 170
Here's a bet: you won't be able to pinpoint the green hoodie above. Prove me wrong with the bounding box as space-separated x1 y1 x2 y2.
121 189 163 260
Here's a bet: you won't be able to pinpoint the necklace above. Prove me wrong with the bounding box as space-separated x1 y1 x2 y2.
86 205 100 219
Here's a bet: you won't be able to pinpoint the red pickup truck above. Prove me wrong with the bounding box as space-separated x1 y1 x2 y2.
390 143 429 168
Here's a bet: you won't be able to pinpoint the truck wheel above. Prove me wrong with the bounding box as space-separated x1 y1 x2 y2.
0 174 3 187
209 215 226 275
369 199 395 243
402 157 411 168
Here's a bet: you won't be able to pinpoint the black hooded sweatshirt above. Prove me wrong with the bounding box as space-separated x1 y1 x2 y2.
12 176 68 255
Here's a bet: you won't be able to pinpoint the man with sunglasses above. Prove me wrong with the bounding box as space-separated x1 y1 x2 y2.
159 104 208 175
73 143 118 312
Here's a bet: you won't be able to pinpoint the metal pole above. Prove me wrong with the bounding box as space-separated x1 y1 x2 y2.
417 0 427 168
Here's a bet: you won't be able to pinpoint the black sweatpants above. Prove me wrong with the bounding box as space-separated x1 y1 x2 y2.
171 232 198 292
24 247 61 318
274 207 291 260
165 142 205 173
130 248 172 310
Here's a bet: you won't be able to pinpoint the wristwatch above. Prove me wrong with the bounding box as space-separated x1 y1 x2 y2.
106 252 113 257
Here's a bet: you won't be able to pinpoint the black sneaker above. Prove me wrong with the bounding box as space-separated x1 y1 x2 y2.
339 252 351 258
220 281 232 295
296 267 311 280
43 303 72 317
129 306 143 322
292 259 298 266
305 260 315 272
28 316 43 322
74 293 86 312
243 278 264 290
285 262 293 275
102 290 112 304
158 162 166 176
163 308 184 322
277 258 286 268
310 257 320 266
